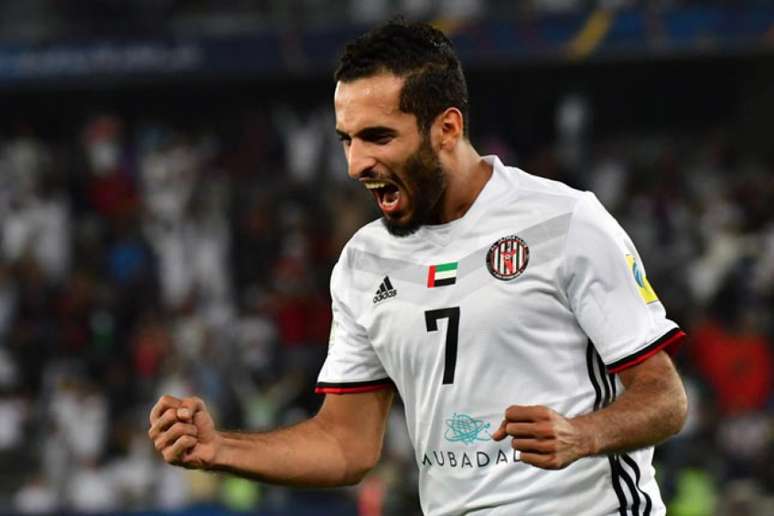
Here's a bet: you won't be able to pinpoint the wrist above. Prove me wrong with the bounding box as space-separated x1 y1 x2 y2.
209 431 229 470
570 415 600 457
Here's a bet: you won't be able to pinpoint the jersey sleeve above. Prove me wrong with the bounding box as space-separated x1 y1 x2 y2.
561 192 686 373
315 258 393 394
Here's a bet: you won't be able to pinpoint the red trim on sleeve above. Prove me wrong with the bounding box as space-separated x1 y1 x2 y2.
315 383 393 395
607 329 687 374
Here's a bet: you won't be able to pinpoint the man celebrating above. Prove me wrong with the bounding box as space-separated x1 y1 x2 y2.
149 20 687 515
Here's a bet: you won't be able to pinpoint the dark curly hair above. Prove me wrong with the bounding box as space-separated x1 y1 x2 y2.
335 19 470 137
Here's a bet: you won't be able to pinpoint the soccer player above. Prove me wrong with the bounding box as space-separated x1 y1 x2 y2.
149 20 687 515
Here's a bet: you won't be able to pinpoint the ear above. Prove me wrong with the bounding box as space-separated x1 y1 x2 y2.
432 107 464 151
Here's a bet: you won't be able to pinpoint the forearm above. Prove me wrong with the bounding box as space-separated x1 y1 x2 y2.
572 359 687 456
211 416 368 487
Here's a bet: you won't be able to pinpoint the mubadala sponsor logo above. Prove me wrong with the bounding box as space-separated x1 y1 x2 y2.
421 448 522 469
420 412 520 469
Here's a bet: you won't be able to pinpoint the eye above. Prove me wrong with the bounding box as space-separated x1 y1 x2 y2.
373 135 393 145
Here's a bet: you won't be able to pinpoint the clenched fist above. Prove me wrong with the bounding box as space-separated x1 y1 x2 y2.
491 405 596 470
148 395 220 469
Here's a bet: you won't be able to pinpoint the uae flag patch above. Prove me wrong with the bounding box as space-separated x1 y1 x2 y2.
427 262 458 288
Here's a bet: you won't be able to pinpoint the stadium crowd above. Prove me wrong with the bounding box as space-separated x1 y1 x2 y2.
0 90 772 515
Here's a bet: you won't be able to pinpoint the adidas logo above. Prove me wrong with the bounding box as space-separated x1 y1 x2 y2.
373 276 397 304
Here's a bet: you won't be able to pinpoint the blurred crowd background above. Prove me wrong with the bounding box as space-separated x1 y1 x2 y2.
0 1 773 515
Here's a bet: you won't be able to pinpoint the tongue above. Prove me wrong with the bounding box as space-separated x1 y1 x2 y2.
379 187 402 214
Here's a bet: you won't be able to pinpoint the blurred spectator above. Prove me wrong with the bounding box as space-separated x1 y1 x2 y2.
1 139 70 283
13 475 57 514
691 316 772 416
49 376 108 465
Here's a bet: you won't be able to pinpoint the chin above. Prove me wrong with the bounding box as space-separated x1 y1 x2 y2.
381 215 421 237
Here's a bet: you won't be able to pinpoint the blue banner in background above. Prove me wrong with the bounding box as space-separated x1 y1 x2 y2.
0 6 772 86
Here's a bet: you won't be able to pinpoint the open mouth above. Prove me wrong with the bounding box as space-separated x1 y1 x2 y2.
362 180 402 215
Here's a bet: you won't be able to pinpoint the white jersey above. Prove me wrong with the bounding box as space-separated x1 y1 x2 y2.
317 156 685 516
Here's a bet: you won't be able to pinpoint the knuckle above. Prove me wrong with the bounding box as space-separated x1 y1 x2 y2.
159 412 175 427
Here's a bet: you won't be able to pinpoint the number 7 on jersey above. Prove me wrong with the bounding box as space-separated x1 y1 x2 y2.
424 307 460 385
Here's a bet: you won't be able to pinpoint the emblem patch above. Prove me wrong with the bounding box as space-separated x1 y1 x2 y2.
625 255 659 304
486 235 529 281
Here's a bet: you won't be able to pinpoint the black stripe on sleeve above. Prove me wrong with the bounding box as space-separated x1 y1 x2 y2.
607 328 686 373
316 378 393 389
315 378 394 394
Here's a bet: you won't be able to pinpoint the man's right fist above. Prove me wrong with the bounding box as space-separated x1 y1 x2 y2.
148 395 219 469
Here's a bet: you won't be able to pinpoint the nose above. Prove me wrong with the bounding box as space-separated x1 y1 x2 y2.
346 139 377 180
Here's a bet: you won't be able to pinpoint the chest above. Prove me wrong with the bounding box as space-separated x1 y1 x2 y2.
356 238 572 390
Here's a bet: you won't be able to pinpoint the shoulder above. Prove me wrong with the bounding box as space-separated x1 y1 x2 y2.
330 218 392 293
499 163 617 223
337 218 390 268
485 164 593 238
505 165 587 208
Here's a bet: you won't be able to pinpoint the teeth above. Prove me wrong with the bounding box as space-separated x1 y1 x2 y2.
364 181 387 190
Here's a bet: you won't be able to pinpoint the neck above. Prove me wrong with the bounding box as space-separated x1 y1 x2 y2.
438 142 493 223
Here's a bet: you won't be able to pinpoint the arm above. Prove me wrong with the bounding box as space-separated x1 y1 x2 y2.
492 350 687 469
148 388 394 487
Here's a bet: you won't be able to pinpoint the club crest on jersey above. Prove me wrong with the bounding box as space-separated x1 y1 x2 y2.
486 235 529 281
373 276 397 304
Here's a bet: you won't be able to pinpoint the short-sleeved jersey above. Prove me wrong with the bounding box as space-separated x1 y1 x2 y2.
316 156 685 516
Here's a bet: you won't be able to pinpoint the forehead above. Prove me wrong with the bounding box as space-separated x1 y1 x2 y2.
334 73 415 131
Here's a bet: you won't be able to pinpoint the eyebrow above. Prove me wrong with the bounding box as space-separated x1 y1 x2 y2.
336 126 398 141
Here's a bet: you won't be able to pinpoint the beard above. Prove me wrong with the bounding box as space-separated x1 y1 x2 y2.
381 136 446 237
